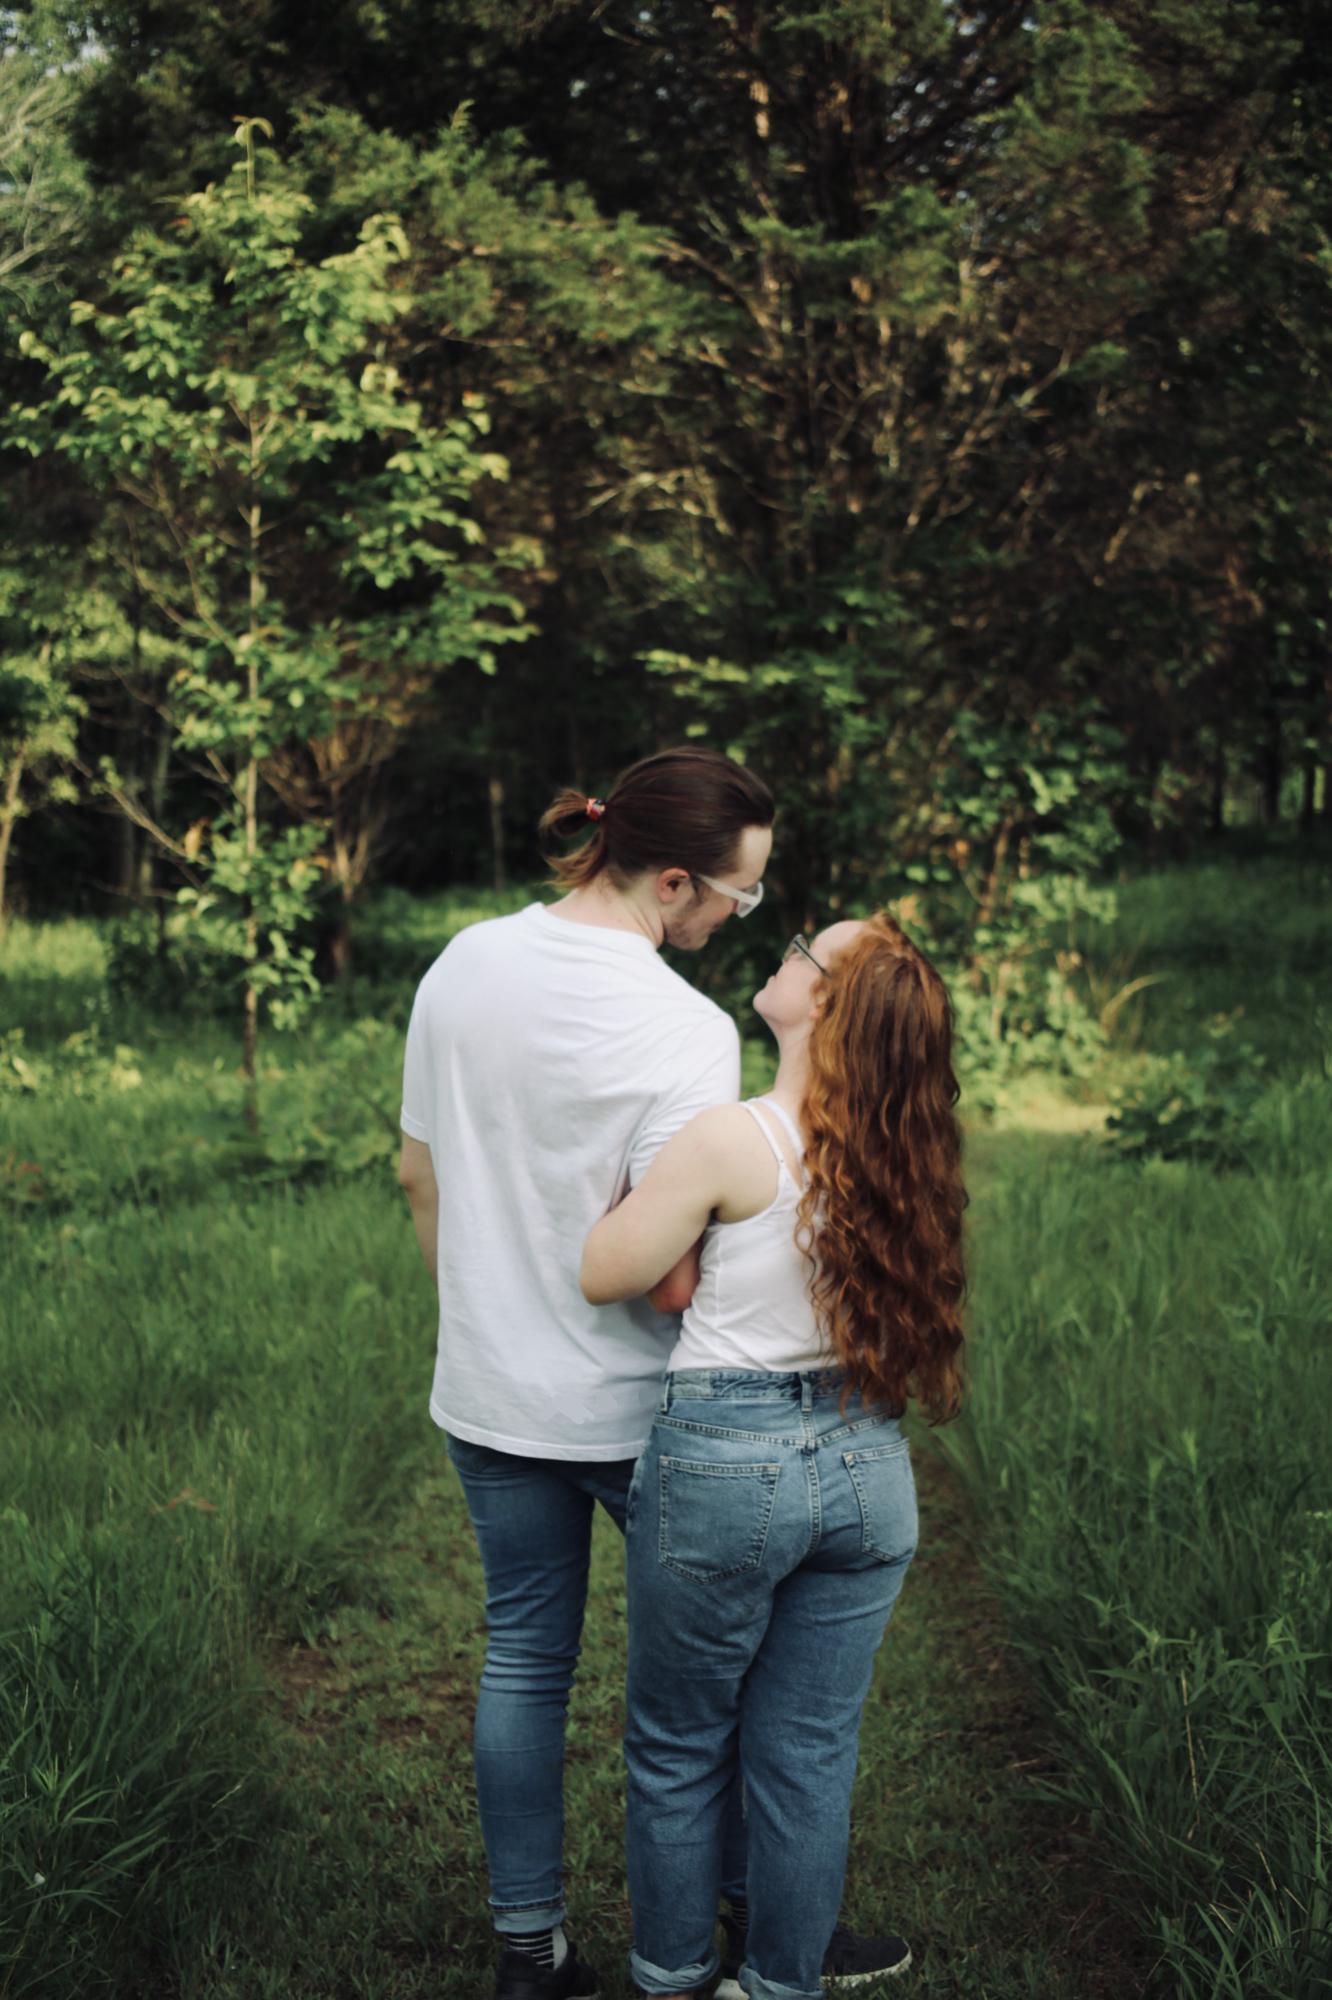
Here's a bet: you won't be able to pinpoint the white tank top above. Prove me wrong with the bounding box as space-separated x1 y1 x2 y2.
667 1097 833 1374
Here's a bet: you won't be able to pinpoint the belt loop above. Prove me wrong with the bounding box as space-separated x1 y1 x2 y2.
800 1373 814 1414
658 1375 671 1416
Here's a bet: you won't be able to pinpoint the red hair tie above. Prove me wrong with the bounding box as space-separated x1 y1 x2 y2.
585 797 606 820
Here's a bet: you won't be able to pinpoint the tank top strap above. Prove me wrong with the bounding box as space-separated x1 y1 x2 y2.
758 1096 805 1163
739 1097 789 1169
742 1097 805 1183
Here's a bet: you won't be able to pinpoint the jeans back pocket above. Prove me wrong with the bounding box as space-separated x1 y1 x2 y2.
658 1456 781 1584
843 1439 917 1564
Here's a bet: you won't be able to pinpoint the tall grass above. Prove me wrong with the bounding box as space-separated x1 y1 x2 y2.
1078 845 1332 1070
1 1143 438 1990
0 920 108 1043
0 1518 284 2000
4 858 1329 1994
949 1092 1332 1998
1104 849 1332 978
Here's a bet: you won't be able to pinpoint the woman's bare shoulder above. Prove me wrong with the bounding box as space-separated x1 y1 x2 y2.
685 1101 769 1148
656 1101 772 1178
647 1103 780 1205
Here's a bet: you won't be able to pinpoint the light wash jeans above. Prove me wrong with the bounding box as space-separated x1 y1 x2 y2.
624 1372 917 2000
445 1433 747 1936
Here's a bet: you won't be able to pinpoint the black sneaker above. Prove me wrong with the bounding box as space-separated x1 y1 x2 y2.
823 1923 912 1985
716 1914 912 1994
495 1938 600 1999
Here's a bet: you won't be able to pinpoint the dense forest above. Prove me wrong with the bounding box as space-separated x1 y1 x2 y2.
4 14 1332 1998
2 0 1329 960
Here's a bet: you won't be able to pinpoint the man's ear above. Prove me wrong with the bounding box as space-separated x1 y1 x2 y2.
655 868 692 905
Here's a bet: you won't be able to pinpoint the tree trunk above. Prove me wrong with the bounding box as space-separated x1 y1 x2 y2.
114 777 142 900
1260 703 1283 825
327 868 355 983
1210 737 1227 836
976 818 1013 934
0 748 24 927
1297 672 1319 828
115 592 148 901
139 699 173 901
242 460 262 1137
567 710 582 792
326 795 389 983
488 770 507 894
326 919 354 981
242 745 259 1137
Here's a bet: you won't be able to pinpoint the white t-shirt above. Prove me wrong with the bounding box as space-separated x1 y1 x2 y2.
400 903 741 1460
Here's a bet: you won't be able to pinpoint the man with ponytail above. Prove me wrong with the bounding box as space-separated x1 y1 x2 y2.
397 748 774 1998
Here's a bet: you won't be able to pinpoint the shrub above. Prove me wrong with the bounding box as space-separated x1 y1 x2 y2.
104 909 240 1020
0 1026 143 1100
1105 1018 1268 1165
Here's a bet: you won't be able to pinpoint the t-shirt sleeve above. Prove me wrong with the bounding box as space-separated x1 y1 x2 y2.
628 1011 742 1185
399 988 432 1145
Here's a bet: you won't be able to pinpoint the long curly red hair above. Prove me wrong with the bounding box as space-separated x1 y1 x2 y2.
796 913 966 1424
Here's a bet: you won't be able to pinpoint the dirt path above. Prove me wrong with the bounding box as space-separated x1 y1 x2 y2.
233 1447 1155 2000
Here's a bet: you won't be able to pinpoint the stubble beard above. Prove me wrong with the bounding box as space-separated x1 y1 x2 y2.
662 892 717 953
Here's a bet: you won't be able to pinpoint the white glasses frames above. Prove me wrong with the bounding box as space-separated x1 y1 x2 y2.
694 873 765 918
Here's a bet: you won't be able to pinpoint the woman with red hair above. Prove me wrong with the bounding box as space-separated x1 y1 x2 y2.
582 915 966 2000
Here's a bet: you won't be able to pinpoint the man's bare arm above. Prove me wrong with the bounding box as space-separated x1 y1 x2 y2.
397 1134 438 1287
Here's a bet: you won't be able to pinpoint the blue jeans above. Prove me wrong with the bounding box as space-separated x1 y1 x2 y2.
624 1372 917 2000
445 1433 747 1936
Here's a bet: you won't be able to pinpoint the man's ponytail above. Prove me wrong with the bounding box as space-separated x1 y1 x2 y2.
537 790 613 885
538 749 772 890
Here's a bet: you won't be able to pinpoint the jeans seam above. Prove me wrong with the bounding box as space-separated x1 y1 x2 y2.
818 1414 893 1448
657 1417 807 1446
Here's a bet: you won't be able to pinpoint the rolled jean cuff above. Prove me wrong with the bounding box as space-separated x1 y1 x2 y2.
493 1900 565 1936
740 1970 822 2000
630 1945 719 1994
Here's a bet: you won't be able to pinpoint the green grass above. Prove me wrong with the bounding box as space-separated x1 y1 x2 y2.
0 918 109 1042
1 1519 287 2000
0 1173 438 1997
2 851 1328 1996
947 1116 1332 2000
0 1144 1134 2000
163 1455 1145 2000
1077 844 1332 1072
